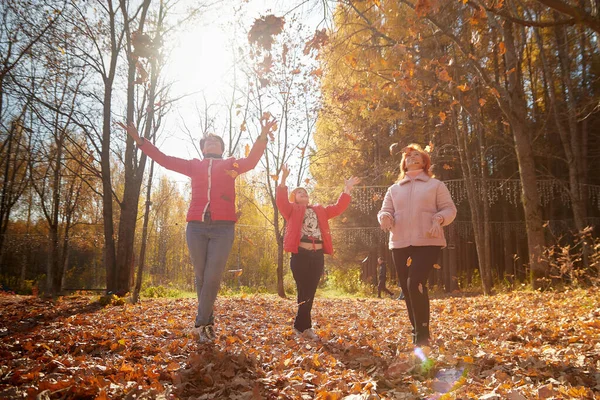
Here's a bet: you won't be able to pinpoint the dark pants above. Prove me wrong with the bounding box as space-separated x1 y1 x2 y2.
392 246 441 345
290 248 324 332
378 281 394 297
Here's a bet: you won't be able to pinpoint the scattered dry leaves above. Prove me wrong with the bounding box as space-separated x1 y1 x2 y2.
0 289 599 399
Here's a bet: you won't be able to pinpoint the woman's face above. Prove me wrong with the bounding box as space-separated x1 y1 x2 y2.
294 189 310 205
202 136 224 156
405 150 424 171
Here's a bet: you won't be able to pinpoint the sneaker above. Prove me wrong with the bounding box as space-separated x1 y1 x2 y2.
293 327 320 340
303 328 319 340
193 325 215 344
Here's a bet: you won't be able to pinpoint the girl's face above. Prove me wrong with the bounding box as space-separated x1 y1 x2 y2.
294 189 310 205
405 150 424 170
202 136 224 156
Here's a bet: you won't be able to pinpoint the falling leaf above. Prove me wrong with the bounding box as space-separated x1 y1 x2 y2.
439 112 447 123
498 42 506 55
244 144 250 158
406 257 412 267
433 264 441 269
489 87 500 98
479 98 487 107
303 28 328 55
270 174 279 181
443 164 453 170
457 84 469 92
342 217 348 223
247 15 285 51
291 69 301 74
304 178 310 184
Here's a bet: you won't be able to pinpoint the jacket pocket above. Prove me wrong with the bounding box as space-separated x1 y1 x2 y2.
419 212 434 238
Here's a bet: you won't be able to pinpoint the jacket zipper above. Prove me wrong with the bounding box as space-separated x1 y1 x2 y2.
202 159 213 222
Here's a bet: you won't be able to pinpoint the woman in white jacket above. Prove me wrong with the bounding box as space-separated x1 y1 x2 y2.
378 144 457 346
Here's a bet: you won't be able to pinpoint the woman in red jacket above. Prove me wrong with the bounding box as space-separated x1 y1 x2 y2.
119 119 275 344
276 165 359 340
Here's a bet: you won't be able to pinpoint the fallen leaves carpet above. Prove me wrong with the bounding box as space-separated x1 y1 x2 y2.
1 289 599 399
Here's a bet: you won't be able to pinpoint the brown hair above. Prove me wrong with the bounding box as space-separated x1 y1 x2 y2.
289 187 308 203
200 134 225 155
397 143 433 182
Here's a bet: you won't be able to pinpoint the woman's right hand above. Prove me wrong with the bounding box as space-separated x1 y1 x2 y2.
280 164 290 185
379 215 394 232
117 121 143 146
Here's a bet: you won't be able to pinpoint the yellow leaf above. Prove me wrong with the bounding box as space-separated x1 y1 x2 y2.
406 257 412 267
244 144 250 157
479 98 487 106
439 112 447 123
120 362 134 372
462 356 474 363
457 84 469 92
240 120 247 132
270 174 279 181
342 159 349 166
118 338 126 346
433 263 441 269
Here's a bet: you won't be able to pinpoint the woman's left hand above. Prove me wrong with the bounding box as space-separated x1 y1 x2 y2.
428 216 443 238
344 176 360 193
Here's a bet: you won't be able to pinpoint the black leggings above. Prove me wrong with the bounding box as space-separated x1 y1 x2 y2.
290 248 324 332
392 246 441 345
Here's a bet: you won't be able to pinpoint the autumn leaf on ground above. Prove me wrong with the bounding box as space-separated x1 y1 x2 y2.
2 289 599 399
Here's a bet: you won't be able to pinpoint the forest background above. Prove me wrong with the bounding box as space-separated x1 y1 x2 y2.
1 0 600 300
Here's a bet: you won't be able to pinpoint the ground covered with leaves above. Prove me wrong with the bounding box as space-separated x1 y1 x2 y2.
1 289 599 399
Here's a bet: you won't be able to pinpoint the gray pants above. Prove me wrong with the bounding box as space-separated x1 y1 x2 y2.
186 220 235 327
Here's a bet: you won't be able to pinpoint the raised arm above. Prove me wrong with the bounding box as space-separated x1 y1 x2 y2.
324 176 360 219
275 164 293 220
236 115 277 173
118 121 194 176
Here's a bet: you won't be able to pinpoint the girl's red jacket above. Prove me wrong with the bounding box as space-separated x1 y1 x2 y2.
276 185 351 255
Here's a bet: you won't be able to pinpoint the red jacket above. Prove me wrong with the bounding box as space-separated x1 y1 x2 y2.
139 138 267 222
276 185 351 255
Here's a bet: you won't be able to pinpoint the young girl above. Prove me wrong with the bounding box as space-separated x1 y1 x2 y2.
276 165 359 339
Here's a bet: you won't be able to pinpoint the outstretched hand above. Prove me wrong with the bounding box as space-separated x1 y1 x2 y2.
117 121 143 145
344 176 360 193
259 112 277 141
280 164 290 185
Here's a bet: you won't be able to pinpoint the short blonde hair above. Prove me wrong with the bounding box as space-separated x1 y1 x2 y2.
397 143 433 182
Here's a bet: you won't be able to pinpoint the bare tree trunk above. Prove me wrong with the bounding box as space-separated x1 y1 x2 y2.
133 159 155 303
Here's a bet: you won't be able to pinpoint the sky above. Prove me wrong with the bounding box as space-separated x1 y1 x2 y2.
152 0 330 186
